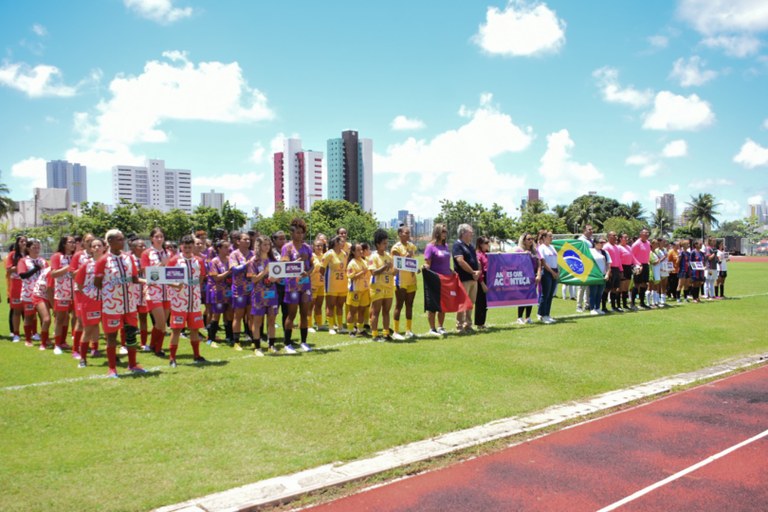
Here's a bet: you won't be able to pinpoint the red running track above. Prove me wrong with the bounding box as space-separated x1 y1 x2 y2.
307 365 768 512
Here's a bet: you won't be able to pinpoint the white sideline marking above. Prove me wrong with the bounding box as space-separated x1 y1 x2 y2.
597 428 768 512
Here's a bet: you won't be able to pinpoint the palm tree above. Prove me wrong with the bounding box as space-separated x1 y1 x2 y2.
552 204 568 219
0 179 16 219
621 201 646 222
524 200 548 215
650 208 672 238
686 193 721 242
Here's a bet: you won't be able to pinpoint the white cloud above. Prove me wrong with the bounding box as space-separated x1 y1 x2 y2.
648 35 669 48
625 153 652 166
701 35 762 57
538 129 605 202
593 67 653 108
249 143 265 164
662 139 688 157
670 56 717 87
0 62 78 97
748 194 764 205
678 0 768 34
193 172 262 190
473 0 566 57
688 177 734 189
390 115 425 131
733 138 768 168
11 157 47 188
124 0 193 24
763 118 768 129
720 199 746 218
69 51 274 172
621 191 638 203
643 91 715 131
639 163 662 178
227 192 254 209
374 93 533 216
31 24 47 37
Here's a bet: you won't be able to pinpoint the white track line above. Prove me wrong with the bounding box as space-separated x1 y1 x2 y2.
3 292 766 392
597 428 768 512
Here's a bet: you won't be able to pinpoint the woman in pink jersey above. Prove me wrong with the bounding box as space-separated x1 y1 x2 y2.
129 237 150 351
141 227 170 357
32 265 52 350
73 238 105 368
49 236 76 354
17 239 48 347
617 233 636 311
69 233 94 359
7 235 28 342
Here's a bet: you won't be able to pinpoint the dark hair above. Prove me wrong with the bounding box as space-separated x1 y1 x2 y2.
56 236 72 254
397 225 410 235
149 227 164 238
271 230 285 242
477 236 490 249
290 217 307 234
347 243 361 263
180 234 195 245
214 239 229 252
361 242 370 252
230 231 241 244
329 235 343 250
257 235 275 261
373 229 388 247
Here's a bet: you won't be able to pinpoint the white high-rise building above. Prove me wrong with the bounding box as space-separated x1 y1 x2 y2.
112 159 192 213
201 189 224 209
273 138 323 211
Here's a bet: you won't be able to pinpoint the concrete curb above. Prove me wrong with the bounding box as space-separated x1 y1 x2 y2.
156 353 767 512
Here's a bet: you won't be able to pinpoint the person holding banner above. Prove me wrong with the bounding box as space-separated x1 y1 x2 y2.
369 229 395 341
281 217 314 353
141 227 170 357
536 231 558 324
423 224 451 337
320 236 348 335
452 223 480 334
689 240 705 302
248 235 279 355
391 225 418 339
474 236 491 329
514 233 540 324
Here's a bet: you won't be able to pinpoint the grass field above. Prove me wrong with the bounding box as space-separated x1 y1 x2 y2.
1 261 767 511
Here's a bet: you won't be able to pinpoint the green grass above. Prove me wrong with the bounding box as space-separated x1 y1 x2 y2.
1 262 767 511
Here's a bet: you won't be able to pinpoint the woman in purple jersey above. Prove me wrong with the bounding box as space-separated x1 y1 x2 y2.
247 235 279 355
229 232 254 350
206 239 232 347
281 217 314 354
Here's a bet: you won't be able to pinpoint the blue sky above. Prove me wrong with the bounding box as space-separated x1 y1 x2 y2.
1 0 767 224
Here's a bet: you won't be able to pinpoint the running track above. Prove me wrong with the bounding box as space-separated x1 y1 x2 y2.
307 364 768 511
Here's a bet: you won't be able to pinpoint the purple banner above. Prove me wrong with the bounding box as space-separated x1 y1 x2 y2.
486 253 538 308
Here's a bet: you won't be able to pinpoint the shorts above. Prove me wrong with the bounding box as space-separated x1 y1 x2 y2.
251 288 279 316
312 286 325 298
23 301 36 315
719 271 728 279
33 297 51 309
170 310 204 330
370 284 394 302
324 289 347 298
10 296 23 310
651 265 661 282
147 300 170 311
622 265 633 281
208 300 230 314
231 295 249 309
81 298 103 326
284 288 312 304
634 264 650 285
10 279 22 300
346 289 371 307
137 304 149 314
54 299 74 312
396 283 418 294
608 269 622 289
102 312 138 334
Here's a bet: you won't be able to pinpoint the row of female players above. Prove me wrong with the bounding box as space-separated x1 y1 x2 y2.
203 218 418 355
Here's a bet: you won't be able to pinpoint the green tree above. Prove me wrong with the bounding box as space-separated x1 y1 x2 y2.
252 204 308 237
75 202 112 237
435 199 485 240
220 201 248 232
686 193 721 242
524 200 548 215
163 209 193 241
512 213 568 241
603 216 646 237
650 208 673 238
477 203 515 240
564 195 626 232
191 205 223 234
0 176 16 219
309 200 378 242
110 200 149 237
620 201 646 222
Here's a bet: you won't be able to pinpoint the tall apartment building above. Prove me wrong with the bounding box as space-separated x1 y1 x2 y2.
46 159 87 204
201 189 224 209
327 130 373 212
655 193 676 224
273 138 323 211
112 159 192 213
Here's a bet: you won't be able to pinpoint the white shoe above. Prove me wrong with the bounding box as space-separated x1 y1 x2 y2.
339 327 349 334
590 310 599 315
427 329 441 338
328 328 337 335
53 345 63 355
32 333 41 341
254 348 265 357
516 318 525 325
308 326 317 333
284 344 297 354
576 307 584 313
300 342 312 352
118 346 129 355
437 327 447 335
536 315 542 322
12 334 20 343
405 331 415 338
391 332 405 341
526 318 533 324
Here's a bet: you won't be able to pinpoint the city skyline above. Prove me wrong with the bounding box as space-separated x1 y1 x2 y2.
1 1 767 223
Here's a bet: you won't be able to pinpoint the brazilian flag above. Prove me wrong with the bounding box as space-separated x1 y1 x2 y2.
551 239 605 286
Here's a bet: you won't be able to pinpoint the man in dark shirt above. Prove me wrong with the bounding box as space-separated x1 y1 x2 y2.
452 223 480 333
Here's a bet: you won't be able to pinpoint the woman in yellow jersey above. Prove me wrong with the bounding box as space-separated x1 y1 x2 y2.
309 238 326 332
391 225 418 340
346 243 370 337
369 229 395 341
336 227 352 256
321 235 348 334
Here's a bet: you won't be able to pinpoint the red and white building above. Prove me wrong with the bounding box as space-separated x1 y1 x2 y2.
273 138 323 212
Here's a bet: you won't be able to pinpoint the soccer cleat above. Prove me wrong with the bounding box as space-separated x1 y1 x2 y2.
300 342 312 352
405 331 415 338
78 360 87 369
427 329 441 338
59 343 72 350
169 359 178 368
384 335 394 342
284 344 297 354
234 343 243 351
72 351 81 360
12 335 20 343
373 336 384 342
391 332 405 341
39 344 47 351
254 348 265 357
118 346 129 355
328 328 337 335
525 318 533 324
308 326 317 334
339 327 349 334
208 341 220 348
268 346 278 354
141 345 152 352
53 346 63 355
437 327 447 335
106 370 119 379
590 310 600 315
154 350 166 358
32 333 41 341
128 365 147 374
25 341 34 347
516 318 525 325
193 356 207 364
576 307 584 313
90 349 100 358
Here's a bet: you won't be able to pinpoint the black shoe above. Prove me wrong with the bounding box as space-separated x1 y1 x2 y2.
169 358 177 368
601 308 610 314
194 356 207 364
613 307 624 313
154 350 166 358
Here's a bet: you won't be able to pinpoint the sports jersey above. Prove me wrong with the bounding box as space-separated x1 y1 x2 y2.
18 255 47 302
208 256 232 303
49 253 74 301
618 244 635 266
347 257 370 293
141 247 169 303
631 239 651 265
229 249 252 299
322 249 347 295
667 248 679 273
310 253 325 291
369 252 394 290
168 254 206 313
74 259 101 301
391 241 418 288
281 241 313 293
95 252 138 315
248 257 278 314
129 254 146 309
603 242 622 269
33 267 51 300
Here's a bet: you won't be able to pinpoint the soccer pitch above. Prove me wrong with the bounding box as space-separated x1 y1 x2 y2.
1 262 767 511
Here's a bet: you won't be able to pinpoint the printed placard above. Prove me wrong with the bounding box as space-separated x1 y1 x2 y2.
690 261 706 271
269 261 304 279
146 266 187 285
394 256 419 273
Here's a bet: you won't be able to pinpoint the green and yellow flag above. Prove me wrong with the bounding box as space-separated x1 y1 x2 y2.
551 239 605 285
